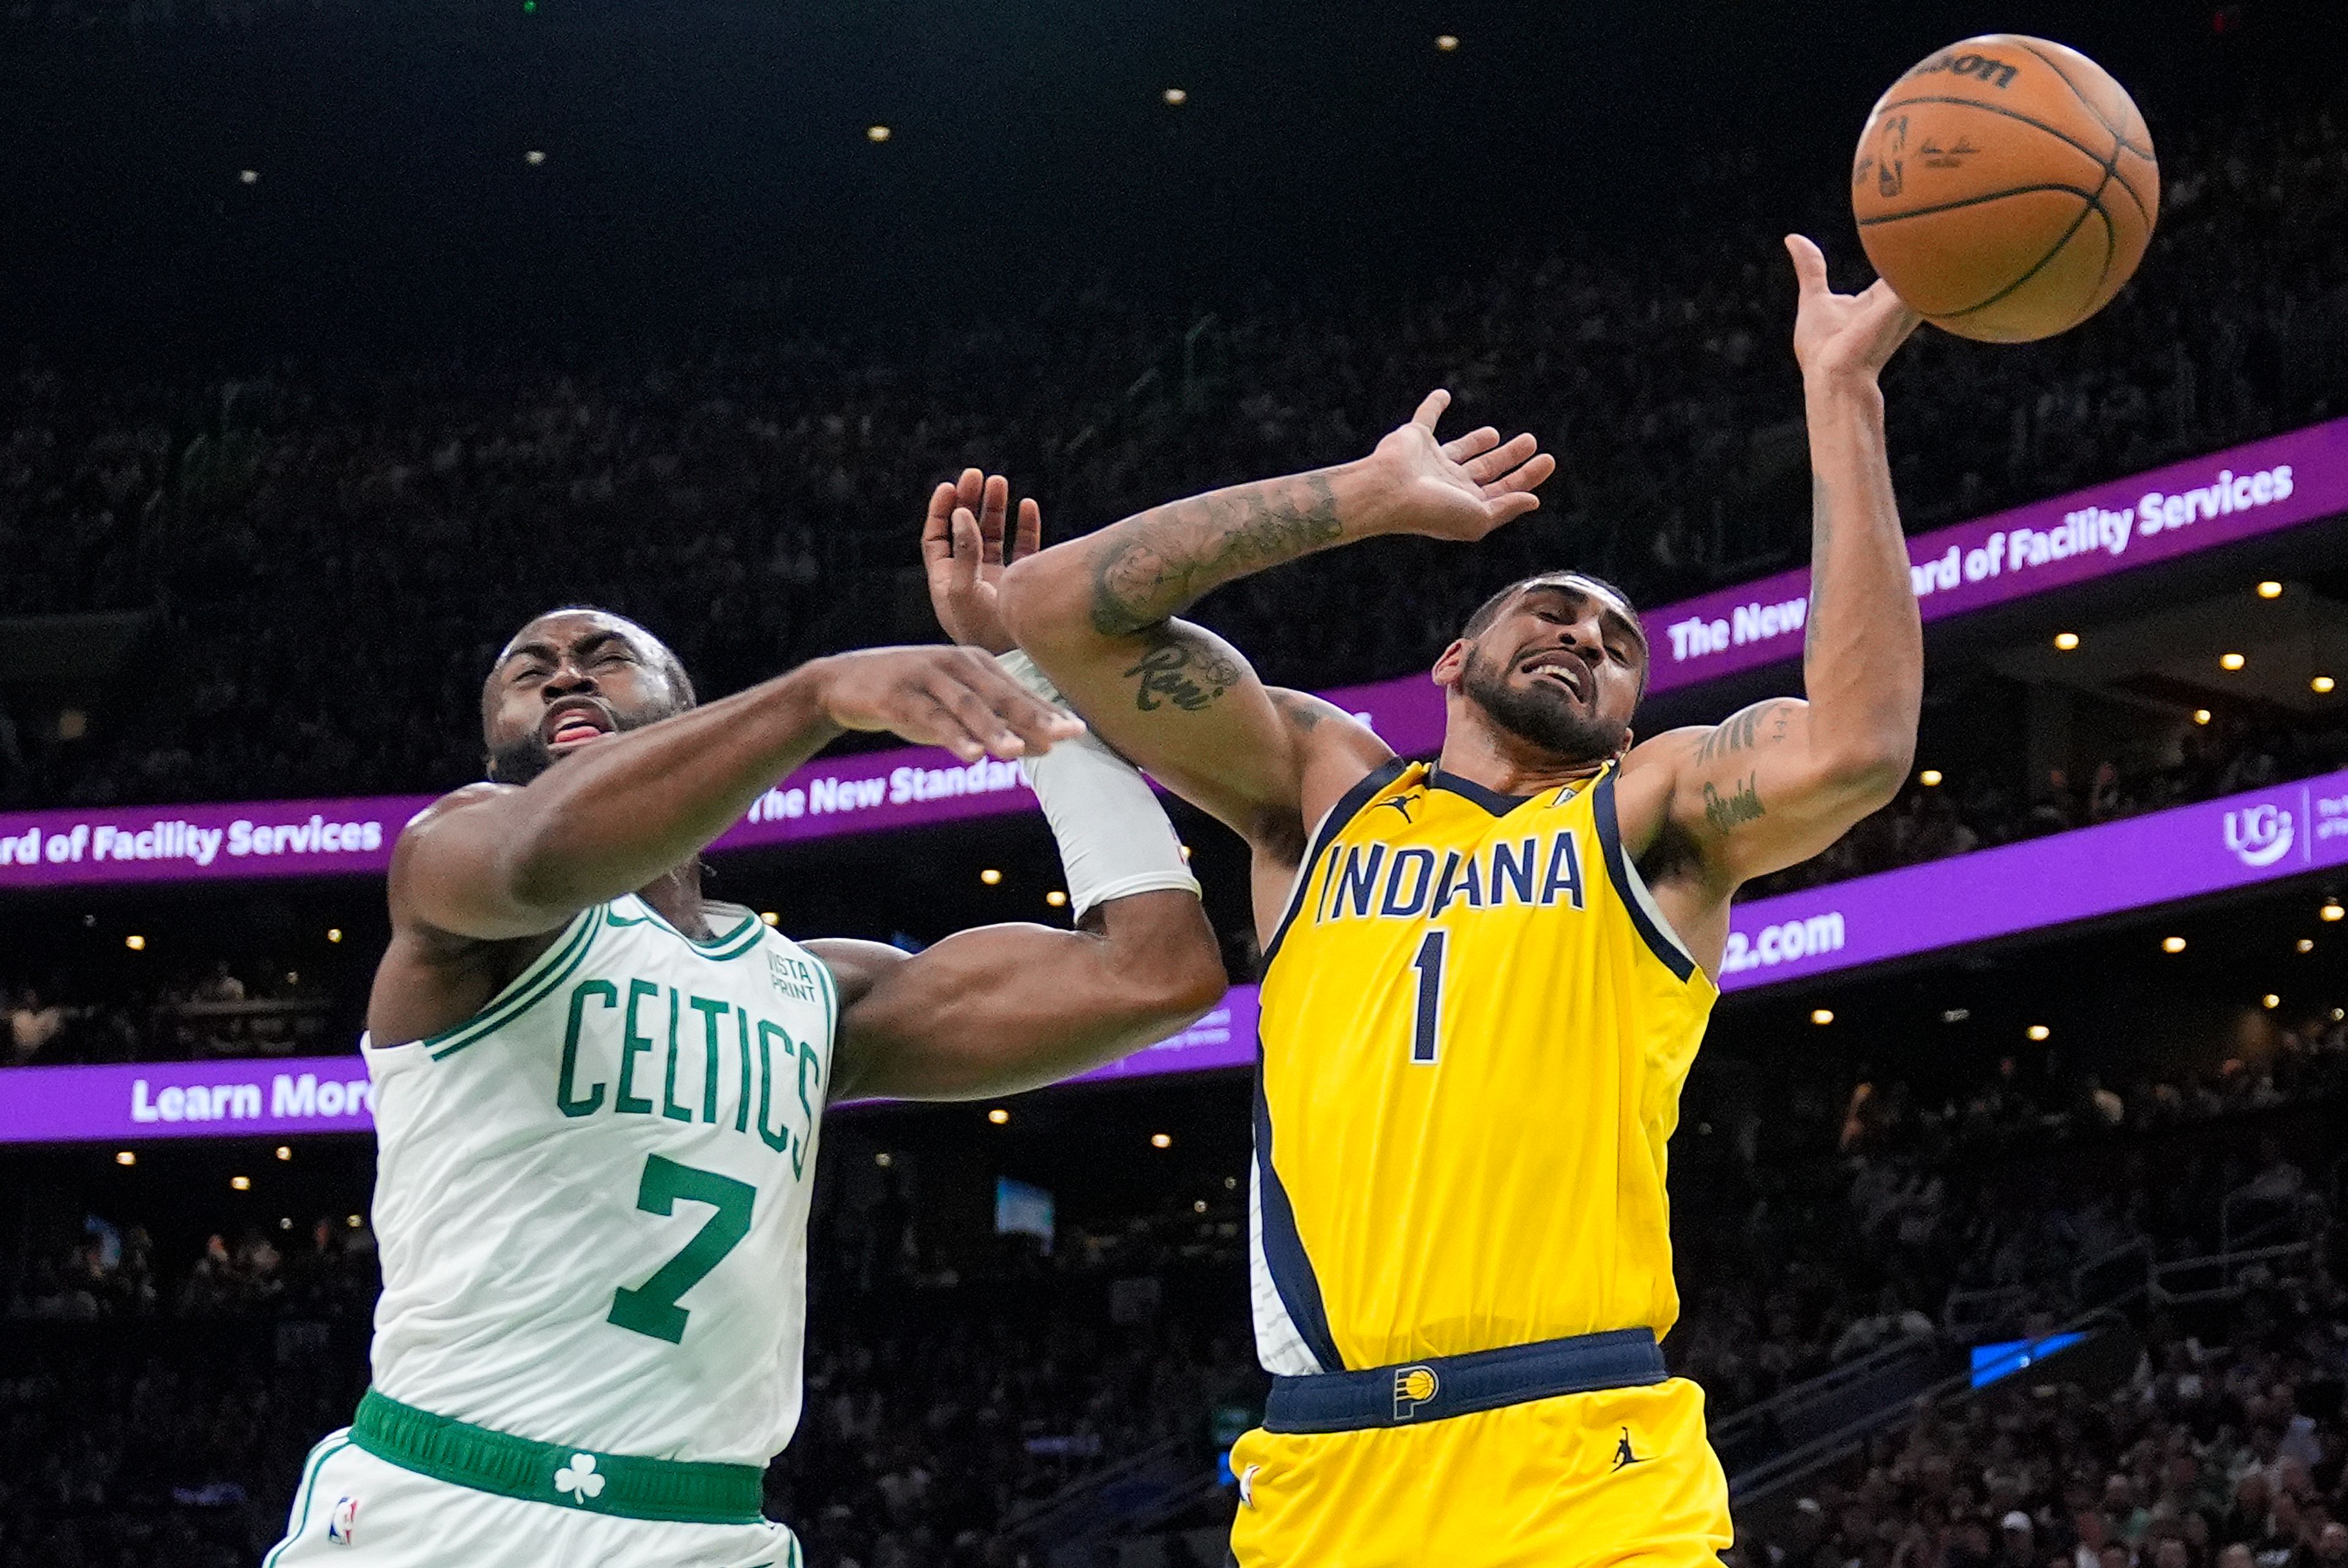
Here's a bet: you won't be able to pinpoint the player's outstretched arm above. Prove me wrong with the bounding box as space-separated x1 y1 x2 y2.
391 648 1082 942
813 888 1225 1102
819 527 1226 1099
1628 236 1925 891
993 400 1552 858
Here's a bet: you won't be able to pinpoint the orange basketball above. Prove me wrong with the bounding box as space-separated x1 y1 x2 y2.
1852 36 2158 343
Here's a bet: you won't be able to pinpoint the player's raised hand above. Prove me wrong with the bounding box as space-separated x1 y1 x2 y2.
1368 389 1556 542
1785 234 1924 386
921 468 1041 655
813 645 1084 764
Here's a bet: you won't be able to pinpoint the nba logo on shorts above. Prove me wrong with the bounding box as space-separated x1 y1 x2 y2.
327 1496 360 1546
1392 1364 1441 1421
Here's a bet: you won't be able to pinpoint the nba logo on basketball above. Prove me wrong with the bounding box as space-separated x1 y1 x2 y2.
327 1496 360 1546
1392 1365 1441 1421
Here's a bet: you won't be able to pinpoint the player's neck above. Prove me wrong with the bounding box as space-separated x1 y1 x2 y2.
1435 721 1611 800
635 864 713 939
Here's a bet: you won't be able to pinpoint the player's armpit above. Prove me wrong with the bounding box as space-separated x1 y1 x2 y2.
1631 695 1908 889
814 889 1228 1103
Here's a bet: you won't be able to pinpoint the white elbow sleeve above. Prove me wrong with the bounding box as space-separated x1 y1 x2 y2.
996 650 1202 919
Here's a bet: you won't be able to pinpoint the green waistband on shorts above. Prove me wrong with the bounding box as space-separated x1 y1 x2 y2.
349 1388 768 1526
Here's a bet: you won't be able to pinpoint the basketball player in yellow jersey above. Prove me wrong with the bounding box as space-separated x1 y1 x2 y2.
973 237 1921 1566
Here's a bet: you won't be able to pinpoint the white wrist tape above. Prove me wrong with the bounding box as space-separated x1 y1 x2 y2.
997 650 1202 919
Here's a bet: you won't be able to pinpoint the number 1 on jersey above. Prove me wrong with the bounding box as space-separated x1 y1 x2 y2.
1409 929 1447 1064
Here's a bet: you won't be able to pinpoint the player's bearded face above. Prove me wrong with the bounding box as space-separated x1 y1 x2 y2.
1458 641 1632 763
485 690 677 786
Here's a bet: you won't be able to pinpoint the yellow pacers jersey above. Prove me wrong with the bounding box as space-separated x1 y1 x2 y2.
1250 758 1717 1375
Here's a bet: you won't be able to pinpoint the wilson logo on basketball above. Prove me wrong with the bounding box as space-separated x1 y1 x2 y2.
1905 50 2020 90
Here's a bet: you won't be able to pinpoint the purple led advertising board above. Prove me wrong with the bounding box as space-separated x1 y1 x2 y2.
1 418 2340 893
1647 415 2348 695
1715 766 2348 988
7 770 2345 1143
0 990 1263 1146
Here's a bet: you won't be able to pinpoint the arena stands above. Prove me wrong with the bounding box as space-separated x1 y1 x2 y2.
1 92 2342 817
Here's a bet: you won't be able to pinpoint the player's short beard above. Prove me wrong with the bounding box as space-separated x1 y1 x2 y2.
1459 645 1629 763
484 701 670 787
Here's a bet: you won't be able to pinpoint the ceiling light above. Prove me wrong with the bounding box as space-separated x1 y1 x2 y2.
525 150 546 166
238 169 258 185
1046 889 1068 908
2257 581 2284 599
2300 939 2316 953
231 1176 251 1191
125 934 146 951
865 125 891 143
987 1108 1010 1125
1809 1009 1834 1025
275 1145 292 1161
279 1217 294 1231
347 1214 363 1228
1919 769 1943 787
1434 34 1460 51
115 1150 136 1167
1150 1132 1173 1149
2262 994 2280 1009
327 927 343 943
1194 1199 1208 1213
2053 632 2080 651
1162 87 1188 105
2315 676 2337 694
2192 709 2212 725
760 911 780 926
2322 902 2345 923
2026 1024 2050 1041
2162 935 2187 953
874 1151 894 1168
2220 652 2246 671
1224 1176 1238 1190
1941 1008 1970 1024
980 867 1003 885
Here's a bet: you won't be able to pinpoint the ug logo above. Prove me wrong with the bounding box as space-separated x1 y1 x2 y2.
2223 804 2295 868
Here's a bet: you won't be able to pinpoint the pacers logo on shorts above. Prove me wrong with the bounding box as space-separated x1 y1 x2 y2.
1392 1364 1441 1421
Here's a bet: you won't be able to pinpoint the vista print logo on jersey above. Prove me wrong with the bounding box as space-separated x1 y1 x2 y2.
553 1454 605 1504
2224 804 2295 867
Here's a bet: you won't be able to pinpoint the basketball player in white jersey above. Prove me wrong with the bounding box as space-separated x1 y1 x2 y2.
266 518 1224 1567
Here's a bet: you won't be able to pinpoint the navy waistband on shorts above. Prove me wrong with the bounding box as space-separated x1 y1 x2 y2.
1262 1328 1666 1434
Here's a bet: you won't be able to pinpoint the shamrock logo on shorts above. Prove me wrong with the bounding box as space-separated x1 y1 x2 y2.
554 1453 605 1504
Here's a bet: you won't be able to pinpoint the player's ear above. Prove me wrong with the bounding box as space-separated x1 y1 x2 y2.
1431 639 1472 688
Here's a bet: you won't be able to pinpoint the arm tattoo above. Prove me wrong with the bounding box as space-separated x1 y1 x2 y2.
1804 472 1829 661
1123 625 1244 714
1089 474 1342 636
1701 772 1767 835
1268 690 1326 735
1694 700 1800 766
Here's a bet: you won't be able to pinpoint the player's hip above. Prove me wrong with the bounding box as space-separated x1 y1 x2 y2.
1230 1360 1729 1568
265 1399 798 1568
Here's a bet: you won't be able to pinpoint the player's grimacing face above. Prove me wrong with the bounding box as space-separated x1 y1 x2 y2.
1449 586 1644 763
482 613 685 786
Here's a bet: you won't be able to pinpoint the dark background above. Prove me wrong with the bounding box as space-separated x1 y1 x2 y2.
4 0 2342 357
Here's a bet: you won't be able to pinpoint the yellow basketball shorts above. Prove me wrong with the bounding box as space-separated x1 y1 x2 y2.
1227 1377 1730 1568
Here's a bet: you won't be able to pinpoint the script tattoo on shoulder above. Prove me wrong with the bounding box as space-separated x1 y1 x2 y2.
1124 626 1244 714
1702 772 1766 836
1090 476 1341 636
1695 700 1800 765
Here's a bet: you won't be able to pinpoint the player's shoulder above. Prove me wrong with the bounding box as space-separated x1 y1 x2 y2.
397 781 520 842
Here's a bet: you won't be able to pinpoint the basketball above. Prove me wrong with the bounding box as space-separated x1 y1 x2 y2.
1853 36 2158 343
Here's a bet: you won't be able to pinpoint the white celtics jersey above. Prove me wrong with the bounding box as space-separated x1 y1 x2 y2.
363 893 836 1467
